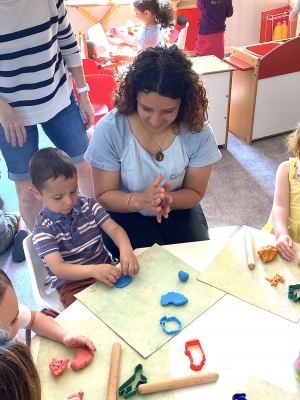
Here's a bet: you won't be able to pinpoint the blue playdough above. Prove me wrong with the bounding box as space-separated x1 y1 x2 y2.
115 275 133 288
160 292 188 306
178 270 189 282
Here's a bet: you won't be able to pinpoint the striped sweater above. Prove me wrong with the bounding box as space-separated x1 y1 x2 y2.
0 0 81 126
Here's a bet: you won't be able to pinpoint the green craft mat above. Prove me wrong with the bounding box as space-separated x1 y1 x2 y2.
37 318 174 400
198 226 300 323
75 243 225 357
244 375 299 399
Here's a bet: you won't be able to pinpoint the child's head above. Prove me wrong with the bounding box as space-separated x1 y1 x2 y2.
29 148 78 215
0 329 41 400
133 0 174 29
86 40 98 60
0 270 19 337
286 122 300 158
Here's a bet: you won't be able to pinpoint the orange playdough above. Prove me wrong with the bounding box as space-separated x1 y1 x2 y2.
49 357 69 377
257 245 279 263
71 348 93 371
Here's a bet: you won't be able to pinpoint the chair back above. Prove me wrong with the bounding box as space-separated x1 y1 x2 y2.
23 234 64 313
77 31 88 58
82 58 100 75
177 22 189 50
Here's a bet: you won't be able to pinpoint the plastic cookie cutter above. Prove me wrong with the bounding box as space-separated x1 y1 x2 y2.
184 339 206 371
118 364 147 399
288 284 300 303
159 316 182 335
232 394 247 400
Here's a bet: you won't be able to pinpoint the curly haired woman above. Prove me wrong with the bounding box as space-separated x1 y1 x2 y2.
85 45 221 258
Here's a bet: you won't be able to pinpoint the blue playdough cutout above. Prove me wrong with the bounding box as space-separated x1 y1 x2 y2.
115 275 133 288
178 270 189 282
160 292 188 306
159 316 182 335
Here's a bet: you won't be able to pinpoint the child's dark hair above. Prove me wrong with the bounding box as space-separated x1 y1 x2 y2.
29 148 77 193
0 270 12 305
133 0 174 29
0 330 41 400
114 45 208 132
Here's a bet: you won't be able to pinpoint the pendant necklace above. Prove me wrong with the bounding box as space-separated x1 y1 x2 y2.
145 129 169 162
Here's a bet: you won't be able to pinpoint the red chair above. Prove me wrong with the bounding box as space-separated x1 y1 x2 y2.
82 58 100 75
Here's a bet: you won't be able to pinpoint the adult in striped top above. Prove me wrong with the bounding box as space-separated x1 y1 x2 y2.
0 0 94 231
29 148 139 308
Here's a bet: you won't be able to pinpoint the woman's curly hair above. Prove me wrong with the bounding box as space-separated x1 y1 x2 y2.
114 45 208 132
133 0 174 29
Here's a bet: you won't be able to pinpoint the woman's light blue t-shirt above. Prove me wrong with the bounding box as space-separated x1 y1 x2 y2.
85 109 222 216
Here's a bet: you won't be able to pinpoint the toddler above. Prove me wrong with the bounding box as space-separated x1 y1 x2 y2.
29 147 139 307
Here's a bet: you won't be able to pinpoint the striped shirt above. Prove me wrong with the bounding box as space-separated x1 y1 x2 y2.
0 0 81 126
32 196 111 289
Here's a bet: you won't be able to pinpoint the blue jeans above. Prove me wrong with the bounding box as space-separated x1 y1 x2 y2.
0 92 88 181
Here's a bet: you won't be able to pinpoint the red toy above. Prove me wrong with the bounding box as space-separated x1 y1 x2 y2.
49 357 69 378
71 348 94 371
185 339 206 371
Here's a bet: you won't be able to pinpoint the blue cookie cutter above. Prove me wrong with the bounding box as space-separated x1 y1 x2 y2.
288 284 300 302
118 364 147 399
232 394 247 400
159 316 182 335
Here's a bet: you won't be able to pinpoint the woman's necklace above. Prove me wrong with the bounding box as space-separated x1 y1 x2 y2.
145 129 169 162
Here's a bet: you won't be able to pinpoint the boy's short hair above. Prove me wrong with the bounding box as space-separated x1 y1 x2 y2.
29 148 77 193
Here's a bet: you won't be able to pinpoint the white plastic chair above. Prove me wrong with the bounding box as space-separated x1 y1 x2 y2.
23 234 64 313
177 22 189 50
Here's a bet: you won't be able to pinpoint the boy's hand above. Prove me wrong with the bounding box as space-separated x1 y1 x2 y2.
63 334 96 355
119 248 140 276
93 264 121 287
276 234 294 260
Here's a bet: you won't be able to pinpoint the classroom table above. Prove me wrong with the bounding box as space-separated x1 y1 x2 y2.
31 239 300 399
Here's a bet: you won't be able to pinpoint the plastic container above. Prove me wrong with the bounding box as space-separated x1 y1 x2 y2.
273 22 282 41
281 20 288 39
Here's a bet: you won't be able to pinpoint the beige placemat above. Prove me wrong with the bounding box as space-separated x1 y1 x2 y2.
198 226 300 323
37 318 174 400
245 374 299 399
76 243 225 357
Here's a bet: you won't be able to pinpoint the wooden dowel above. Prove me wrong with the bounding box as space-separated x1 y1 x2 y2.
137 372 219 395
245 226 255 270
106 342 121 400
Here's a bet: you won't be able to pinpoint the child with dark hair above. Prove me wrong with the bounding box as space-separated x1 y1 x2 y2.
194 0 233 60
109 0 174 51
29 148 139 308
0 329 83 400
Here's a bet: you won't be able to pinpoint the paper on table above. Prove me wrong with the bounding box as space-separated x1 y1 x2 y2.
198 226 300 323
245 374 298 399
37 318 174 400
75 243 225 358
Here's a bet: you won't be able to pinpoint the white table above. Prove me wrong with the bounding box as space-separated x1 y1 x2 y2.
32 240 300 398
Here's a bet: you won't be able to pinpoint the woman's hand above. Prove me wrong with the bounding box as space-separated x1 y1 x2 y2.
276 233 294 260
78 93 94 130
155 181 173 223
0 98 26 146
119 247 140 276
134 173 170 213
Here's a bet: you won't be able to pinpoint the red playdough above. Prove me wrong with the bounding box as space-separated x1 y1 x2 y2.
71 348 93 371
78 391 84 399
49 357 69 378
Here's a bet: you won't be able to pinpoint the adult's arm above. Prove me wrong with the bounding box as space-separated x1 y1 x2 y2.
271 161 294 260
0 98 26 147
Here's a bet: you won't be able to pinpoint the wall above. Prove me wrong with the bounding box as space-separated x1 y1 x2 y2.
67 0 290 51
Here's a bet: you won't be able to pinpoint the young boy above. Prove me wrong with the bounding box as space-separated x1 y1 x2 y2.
29 148 139 308
0 269 95 354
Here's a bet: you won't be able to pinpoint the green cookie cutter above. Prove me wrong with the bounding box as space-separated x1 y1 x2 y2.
288 284 300 303
118 364 147 399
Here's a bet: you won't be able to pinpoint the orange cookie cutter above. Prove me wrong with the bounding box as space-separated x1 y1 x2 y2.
184 339 206 371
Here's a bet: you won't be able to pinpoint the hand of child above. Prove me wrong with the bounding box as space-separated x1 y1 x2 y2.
109 27 120 38
119 248 140 276
93 264 121 287
64 392 84 400
276 233 294 260
63 334 96 355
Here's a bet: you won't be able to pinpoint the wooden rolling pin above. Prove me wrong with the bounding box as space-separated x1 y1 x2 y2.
245 226 255 270
137 372 219 394
106 342 121 400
